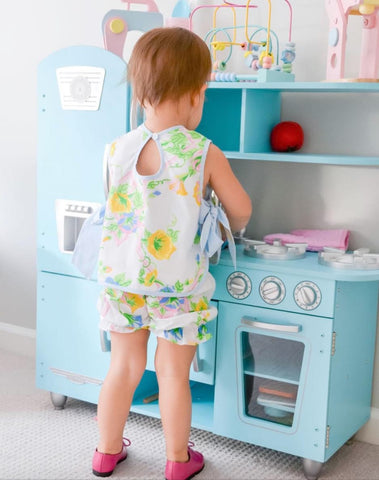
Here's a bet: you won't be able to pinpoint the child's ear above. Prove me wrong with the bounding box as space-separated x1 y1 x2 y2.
191 84 207 106
190 91 200 107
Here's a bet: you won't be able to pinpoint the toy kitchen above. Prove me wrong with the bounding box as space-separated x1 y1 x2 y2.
36 2 379 480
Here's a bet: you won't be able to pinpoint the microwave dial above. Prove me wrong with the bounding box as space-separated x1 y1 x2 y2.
226 271 252 300
294 281 322 310
259 276 286 305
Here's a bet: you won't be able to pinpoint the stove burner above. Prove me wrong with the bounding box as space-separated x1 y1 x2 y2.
318 248 379 270
243 239 307 260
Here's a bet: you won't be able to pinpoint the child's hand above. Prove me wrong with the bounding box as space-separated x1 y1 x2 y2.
203 144 252 232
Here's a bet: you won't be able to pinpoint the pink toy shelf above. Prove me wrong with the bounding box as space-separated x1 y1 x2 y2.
325 0 379 81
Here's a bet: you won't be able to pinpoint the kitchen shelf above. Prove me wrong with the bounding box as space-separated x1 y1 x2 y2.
207 81 379 93
243 357 301 385
132 381 215 432
198 81 379 167
224 152 379 166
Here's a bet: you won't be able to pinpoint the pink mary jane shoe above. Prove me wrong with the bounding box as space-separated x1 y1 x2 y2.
92 438 131 477
165 445 204 480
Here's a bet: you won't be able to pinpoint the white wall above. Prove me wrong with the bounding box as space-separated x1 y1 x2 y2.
1 0 379 409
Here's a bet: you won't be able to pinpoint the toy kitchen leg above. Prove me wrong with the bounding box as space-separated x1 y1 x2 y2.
50 392 68 410
302 459 323 480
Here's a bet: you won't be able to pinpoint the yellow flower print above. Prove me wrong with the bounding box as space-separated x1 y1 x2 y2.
194 298 209 311
193 182 201 206
144 269 158 286
110 191 131 213
121 292 145 313
169 180 188 196
176 181 188 196
147 230 176 260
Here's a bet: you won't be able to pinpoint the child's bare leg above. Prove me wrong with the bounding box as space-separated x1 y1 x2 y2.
155 337 197 462
97 329 150 453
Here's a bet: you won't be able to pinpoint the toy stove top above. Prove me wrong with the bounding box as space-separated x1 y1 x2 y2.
318 247 379 270
240 238 379 270
243 239 307 260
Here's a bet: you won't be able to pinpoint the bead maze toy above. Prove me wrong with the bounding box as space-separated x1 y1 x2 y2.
102 0 295 83
190 1 296 83
325 0 379 81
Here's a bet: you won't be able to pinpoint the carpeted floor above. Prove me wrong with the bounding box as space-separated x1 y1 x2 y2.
1 350 379 480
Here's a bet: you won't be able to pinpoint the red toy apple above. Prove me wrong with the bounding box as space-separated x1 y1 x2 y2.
270 121 304 152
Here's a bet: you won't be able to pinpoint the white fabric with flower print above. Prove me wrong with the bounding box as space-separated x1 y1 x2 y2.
98 124 211 297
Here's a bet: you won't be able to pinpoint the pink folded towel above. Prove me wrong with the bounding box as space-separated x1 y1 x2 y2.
264 229 350 252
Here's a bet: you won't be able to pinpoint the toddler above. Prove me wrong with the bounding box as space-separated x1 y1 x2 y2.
92 27 252 479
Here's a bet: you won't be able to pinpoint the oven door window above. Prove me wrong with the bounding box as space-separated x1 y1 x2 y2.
241 332 305 427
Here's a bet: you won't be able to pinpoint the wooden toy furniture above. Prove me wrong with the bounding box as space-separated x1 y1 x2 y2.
325 0 379 81
37 44 379 480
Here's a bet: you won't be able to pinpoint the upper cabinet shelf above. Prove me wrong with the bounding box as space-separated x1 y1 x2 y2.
222 152 379 166
207 81 379 93
198 82 379 166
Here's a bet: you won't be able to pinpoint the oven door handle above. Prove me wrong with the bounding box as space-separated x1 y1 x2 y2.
100 330 111 352
241 316 302 333
191 348 203 372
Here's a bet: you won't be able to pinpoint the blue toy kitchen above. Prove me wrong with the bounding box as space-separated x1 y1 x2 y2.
36 4 379 480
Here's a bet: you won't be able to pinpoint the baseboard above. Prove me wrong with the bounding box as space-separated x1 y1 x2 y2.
0 320 378 444
356 407 379 445
0 321 35 358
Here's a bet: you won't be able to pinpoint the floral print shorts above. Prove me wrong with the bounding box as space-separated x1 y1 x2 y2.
97 273 216 345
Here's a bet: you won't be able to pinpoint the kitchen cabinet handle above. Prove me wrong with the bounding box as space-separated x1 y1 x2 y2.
192 348 203 372
50 368 102 386
100 330 111 352
241 316 302 333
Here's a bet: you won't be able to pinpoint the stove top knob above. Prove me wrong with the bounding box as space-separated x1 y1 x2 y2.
294 281 321 310
226 271 252 300
259 276 286 305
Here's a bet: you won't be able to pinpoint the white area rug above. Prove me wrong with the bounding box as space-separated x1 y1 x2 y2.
1 351 379 480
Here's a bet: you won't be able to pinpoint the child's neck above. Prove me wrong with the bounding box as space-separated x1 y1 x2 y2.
143 97 193 133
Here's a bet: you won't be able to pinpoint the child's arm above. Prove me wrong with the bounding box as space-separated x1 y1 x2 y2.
203 143 252 232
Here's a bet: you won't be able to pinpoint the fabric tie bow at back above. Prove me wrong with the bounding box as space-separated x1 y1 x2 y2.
199 199 236 269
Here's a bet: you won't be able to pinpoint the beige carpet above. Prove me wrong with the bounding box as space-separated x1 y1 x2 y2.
1 350 379 480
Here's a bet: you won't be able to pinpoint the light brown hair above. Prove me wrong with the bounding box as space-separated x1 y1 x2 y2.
128 27 212 107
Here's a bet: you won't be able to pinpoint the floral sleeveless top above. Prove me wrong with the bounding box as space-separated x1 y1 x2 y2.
97 124 211 296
